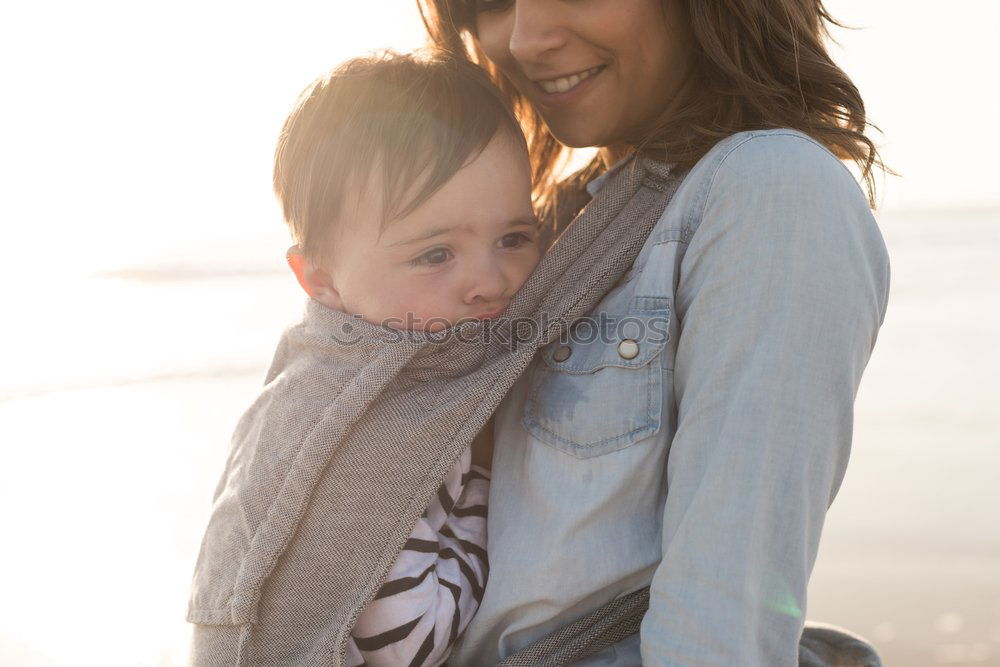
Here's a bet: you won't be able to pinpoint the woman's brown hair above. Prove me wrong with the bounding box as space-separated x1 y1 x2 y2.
417 0 886 214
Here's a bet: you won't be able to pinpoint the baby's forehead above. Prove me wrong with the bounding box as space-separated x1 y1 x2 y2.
331 129 533 245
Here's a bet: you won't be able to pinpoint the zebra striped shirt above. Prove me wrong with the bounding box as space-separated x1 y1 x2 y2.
346 444 490 667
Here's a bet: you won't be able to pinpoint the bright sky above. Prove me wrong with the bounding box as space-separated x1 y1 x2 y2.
1 1 997 283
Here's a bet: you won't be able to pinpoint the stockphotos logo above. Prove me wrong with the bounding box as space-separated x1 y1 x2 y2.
329 311 669 350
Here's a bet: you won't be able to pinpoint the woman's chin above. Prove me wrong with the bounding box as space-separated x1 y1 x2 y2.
545 125 603 150
540 116 616 152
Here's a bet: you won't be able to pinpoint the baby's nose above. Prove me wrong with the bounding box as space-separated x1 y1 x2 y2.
464 261 510 305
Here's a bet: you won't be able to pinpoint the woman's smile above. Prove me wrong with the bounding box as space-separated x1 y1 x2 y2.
527 64 609 115
532 64 606 96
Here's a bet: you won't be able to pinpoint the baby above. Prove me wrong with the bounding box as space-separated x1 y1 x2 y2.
235 52 537 666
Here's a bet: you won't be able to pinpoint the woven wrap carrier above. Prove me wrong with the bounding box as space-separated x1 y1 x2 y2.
495 588 882 667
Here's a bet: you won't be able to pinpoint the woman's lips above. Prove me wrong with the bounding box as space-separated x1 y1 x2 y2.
531 65 606 107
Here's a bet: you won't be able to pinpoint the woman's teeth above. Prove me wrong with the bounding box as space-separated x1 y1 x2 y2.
538 66 603 94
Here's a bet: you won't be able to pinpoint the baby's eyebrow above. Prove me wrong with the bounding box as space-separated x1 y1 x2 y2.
385 216 539 247
385 225 454 247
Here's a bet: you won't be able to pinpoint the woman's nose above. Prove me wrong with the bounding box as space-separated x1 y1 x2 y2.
508 0 567 65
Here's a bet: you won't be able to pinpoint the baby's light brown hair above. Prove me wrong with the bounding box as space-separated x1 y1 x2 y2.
274 50 526 266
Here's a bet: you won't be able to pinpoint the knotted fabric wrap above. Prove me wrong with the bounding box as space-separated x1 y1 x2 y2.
187 156 684 666
496 589 883 666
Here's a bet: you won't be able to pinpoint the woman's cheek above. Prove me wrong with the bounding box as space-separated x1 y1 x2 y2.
474 16 511 70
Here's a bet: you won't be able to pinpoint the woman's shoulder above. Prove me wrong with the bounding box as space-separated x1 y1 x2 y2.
705 129 872 212
704 127 839 160
689 128 863 197
644 127 887 298
661 128 875 245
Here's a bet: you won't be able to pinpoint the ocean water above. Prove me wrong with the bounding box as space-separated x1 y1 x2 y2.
0 208 997 666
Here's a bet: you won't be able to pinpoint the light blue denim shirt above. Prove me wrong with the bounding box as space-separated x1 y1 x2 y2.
447 129 891 666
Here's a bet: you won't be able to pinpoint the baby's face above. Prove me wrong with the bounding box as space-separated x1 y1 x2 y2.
323 132 540 332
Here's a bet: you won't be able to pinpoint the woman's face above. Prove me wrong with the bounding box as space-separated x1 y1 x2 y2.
474 0 692 150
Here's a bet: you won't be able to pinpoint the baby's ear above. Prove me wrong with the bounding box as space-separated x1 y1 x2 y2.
285 245 345 311
285 245 317 297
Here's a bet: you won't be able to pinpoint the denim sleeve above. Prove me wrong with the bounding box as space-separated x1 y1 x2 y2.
639 133 891 665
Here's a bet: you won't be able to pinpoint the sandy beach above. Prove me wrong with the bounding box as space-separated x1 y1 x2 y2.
0 206 996 666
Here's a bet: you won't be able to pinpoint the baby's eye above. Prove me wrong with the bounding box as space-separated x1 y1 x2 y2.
410 247 453 267
499 232 535 249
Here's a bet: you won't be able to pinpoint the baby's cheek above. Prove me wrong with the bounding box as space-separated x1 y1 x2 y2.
391 293 445 330
418 305 458 330
515 251 543 290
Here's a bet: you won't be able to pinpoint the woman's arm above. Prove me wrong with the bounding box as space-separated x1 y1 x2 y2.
639 133 891 665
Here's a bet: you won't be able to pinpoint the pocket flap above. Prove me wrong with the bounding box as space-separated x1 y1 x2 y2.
540 304 671 374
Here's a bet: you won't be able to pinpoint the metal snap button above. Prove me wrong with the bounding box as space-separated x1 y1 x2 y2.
617 339 640 360
552 345 572 362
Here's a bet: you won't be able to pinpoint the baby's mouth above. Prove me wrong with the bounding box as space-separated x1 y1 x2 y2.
473 304 509 320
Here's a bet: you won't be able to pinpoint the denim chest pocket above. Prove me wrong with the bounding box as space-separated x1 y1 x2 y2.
522 299 672 459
